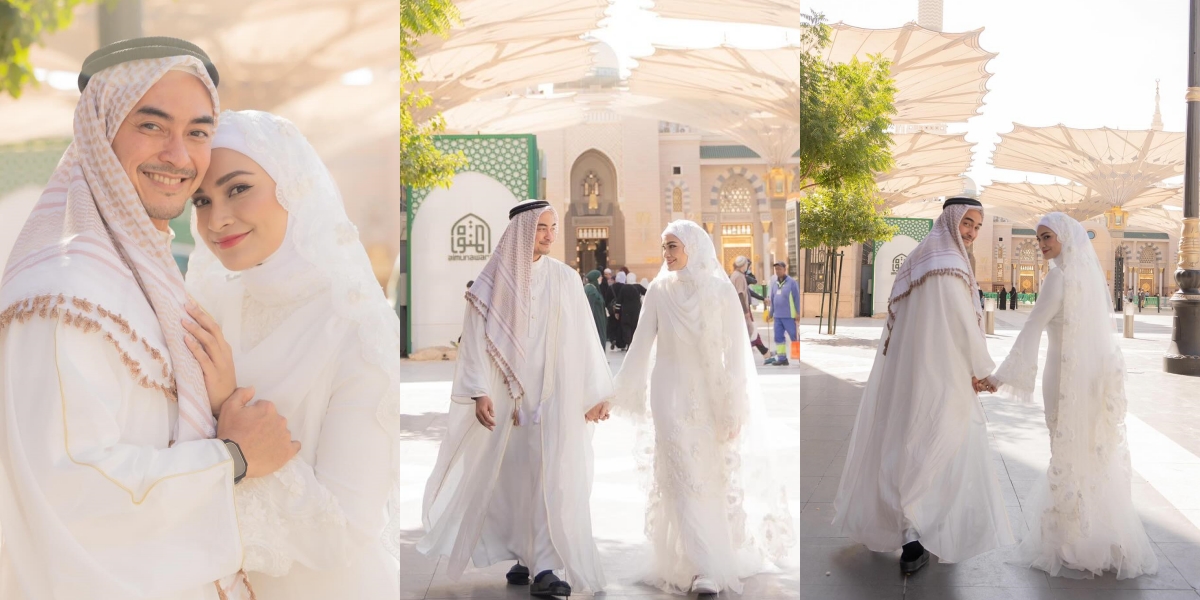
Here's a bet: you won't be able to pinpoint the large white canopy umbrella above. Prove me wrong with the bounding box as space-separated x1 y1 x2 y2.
649 0 800 26
981 181 1180 223
416 0 609 54
877 132 973 207
40 0 401 111
412 38 599 121
824 22 996 124
624 45 798 165
991 124 1186 211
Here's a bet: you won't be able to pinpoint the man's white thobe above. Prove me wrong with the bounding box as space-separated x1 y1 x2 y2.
419 256 612 591
832 277 1013 563
0 313 242 600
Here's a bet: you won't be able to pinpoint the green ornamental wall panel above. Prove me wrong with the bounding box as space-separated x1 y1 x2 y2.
407 135 538 220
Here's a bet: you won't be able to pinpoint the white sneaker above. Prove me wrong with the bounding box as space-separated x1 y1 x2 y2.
691 576 719 595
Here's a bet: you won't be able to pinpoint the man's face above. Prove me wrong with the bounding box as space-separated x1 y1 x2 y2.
774 264 786 278
958 209 983 246
110 71 215 227
533 210 557 259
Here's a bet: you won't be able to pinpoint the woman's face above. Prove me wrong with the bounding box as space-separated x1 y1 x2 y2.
192 148 289 271
1037 225 1063 260
662 233 688 271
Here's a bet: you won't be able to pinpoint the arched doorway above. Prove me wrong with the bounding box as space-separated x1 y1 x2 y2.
1014 240 1040 293
567 150 624 274
709 169 769 276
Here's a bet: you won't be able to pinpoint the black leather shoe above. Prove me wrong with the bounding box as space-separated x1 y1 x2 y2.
506 563 530 585
900 542 929 575
530 570 571 597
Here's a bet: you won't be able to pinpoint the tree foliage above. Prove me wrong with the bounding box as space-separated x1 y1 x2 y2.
795 182 898 252
401 0 467 194
798 11 896 193
0 0 98 98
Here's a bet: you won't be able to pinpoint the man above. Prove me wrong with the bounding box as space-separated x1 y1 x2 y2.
419 200 614 598
832 197 1012 575
730 256 771 358
765 261 800 366
0 38 298 599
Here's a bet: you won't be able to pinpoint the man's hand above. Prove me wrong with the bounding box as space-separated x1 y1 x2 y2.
474 396 496 430
585 400 611 423
972 377 997 394
182 299 237 415
216 387 300 479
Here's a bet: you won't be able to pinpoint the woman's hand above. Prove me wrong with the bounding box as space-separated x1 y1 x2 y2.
182 299 238 415
585 400 611 423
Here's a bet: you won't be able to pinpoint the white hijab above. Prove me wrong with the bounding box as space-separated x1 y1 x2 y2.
185 110 404 557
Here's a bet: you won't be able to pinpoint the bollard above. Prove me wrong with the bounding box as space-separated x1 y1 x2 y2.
984 297 996 335
1124 301 1135 339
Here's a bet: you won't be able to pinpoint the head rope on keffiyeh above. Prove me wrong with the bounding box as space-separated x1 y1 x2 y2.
0 54 219 442
883 202 985 355
464 199 557 404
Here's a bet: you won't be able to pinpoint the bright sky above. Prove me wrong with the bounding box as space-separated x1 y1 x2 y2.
805 0 1191 186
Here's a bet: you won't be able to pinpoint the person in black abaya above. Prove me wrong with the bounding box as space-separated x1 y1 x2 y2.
614 271 644 351
1009 286 1018 310
997 287 1008 311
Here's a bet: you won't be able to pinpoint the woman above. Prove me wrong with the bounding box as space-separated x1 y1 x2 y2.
183 110 400 598
611 220 794 595
584 270 608 348
1009 286 1019 310
984 213 1156 579
998 286 1008 311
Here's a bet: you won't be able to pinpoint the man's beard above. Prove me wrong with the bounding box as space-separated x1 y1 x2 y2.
144 198 189 221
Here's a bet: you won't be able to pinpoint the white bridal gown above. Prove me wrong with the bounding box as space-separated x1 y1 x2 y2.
614 272 793 595
992 267 1157 579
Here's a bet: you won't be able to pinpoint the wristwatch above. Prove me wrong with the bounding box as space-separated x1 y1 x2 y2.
222 439 248 484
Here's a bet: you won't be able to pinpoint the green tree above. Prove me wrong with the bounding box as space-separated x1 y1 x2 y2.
798 11 896 193
795 182 897 332
0 0 98 98
401 0 467 200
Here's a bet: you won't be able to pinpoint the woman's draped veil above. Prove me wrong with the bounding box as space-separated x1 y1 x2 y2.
1033 212 1132 551
185 110 404 558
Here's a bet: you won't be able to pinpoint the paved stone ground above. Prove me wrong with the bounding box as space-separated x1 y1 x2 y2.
397 323 802 599
801 305 1200 600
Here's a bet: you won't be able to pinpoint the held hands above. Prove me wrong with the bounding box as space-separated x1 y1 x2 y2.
215 387 301 479
182 299 237 415
972 376 998 394
585 400 611 423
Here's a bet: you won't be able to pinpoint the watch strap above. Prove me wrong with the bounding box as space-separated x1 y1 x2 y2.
222 439 247 484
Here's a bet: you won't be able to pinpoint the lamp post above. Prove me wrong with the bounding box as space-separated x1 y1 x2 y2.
1167 0 1200 376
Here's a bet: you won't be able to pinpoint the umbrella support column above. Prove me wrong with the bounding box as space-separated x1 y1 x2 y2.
1166 0 1200 376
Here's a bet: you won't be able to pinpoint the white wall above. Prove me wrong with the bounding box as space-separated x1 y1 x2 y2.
873 234 922 317
410 172 517 351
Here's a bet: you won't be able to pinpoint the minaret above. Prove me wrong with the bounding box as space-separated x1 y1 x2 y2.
917 0 943 32
1152 80 1164 131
